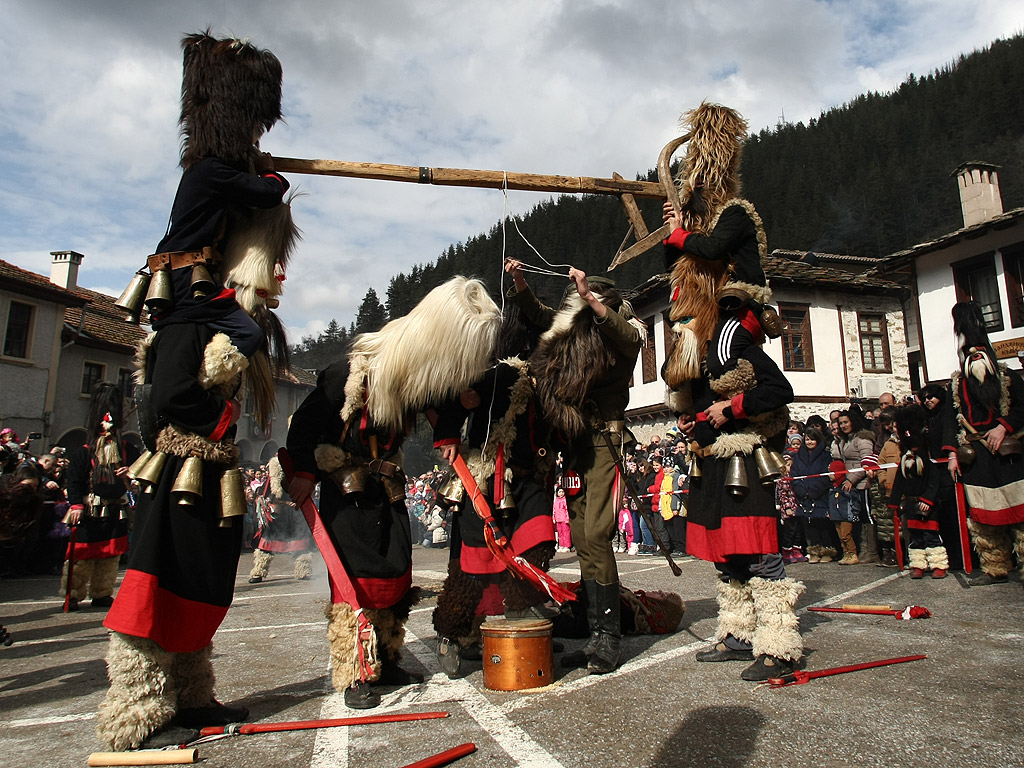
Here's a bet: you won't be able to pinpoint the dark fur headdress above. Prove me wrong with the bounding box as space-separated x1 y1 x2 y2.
179 31 283 170
529 280 643 438
952 300 1000 408
674 102 748 234
895 404 928 478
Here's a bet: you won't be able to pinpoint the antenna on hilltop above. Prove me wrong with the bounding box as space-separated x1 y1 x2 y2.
777 107 786 129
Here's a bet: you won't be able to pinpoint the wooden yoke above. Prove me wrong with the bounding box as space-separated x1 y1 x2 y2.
272 137 690 269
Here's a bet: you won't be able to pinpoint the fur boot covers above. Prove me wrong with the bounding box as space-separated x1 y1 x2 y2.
908 547 929 571
171 644 216 709
924 546 949 572
714 579 756 646
249 549 272 580
749 577 804 662
433 561 485 640
293 552 313 580
968 520 1015 578
96 632 176 751
61 558 91 601
325 602 380 692
365 588 422 669
91 556 120 599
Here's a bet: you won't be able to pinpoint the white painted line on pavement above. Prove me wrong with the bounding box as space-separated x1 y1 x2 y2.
310 689 349 768
8 712 95 728
402 627 566 768
217 621 322 634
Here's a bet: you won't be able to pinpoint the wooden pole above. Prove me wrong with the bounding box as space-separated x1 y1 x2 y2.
272 157 667 199
87 749 198 766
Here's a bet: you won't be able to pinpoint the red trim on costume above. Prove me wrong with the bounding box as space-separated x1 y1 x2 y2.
730 394 747 420
460 542 506 575
905 519 940 531
695 412 709 422
332 566 413 609
664 229 691 249
433 438 459 448
685 516 779 563
70 504 85 512
968 502 1024 526
510 514 556 556
257 540 310 554
210 401 234 441
68 535 128 560
998 417 1014 432
738 307 762 340
260 172 287 191
476 583 504 616
211 287 236 302
104 570 230 653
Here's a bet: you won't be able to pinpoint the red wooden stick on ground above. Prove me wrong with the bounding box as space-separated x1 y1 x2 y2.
198 711 449 737
767 654 928 689
399 743 477 768
808 605 932 620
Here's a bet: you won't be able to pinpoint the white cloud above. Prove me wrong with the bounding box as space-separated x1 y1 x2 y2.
2 0 1024 335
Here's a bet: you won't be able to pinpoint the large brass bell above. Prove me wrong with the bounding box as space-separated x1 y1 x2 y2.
171 456 204 505
725 454 749 498
127 450 153 481
688 451 702 479
144 268 173 312
754 446 781 485
768 450 788 475
115 270 151 323
189 263 216 299
135 451 168 493
218 467 247 527
497 479 516 510
438 474 464 506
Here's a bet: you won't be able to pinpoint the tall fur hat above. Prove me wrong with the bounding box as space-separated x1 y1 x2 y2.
674 102 748 234
529 279 645 438
179 30 283 170
951 300 996 367
342 277 501 430
895 404 929 477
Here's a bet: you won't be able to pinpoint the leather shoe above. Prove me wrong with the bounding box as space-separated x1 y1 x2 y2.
174 701 249 728
377 662 424 686
343 681 380 710
695 642 754 662
968 571 1009 587
741 654 796 682
436 637 461 678
931 568 947 579
90 595 114 608
910 567 925 579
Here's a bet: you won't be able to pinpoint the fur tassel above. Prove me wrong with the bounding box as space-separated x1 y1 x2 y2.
267 455 286 498
222 197 302 309
664 323 701 388
245 350 276 432
314 443 349 474
343 277 500 430
133 332 157 386
199 333 249 390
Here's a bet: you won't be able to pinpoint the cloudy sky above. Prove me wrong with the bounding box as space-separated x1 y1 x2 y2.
2 0 1023 342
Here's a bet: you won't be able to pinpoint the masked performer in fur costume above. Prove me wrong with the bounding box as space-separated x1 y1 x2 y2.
659 102 780 419
97 31 297 751
887 405 948 579
946 300 1024 586
430 308 558 677
662 103 802 682
0 461 45 646
248 455 313 583
61 384 131 611
287 277 501 708
505 259 645 675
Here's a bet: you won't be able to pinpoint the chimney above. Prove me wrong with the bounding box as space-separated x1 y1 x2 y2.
953 162 1003 227
49 250 84 291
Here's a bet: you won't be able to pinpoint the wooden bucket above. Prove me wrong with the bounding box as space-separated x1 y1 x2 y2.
480 618 553 691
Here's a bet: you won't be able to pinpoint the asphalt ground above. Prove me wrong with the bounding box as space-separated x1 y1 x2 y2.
2 545 1023 768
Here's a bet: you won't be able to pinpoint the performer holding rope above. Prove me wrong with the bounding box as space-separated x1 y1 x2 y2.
506 257 646 675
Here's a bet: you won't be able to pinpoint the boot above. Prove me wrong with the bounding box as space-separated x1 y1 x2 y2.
836 523 859 564
293 552 313 580
96 632 177 751
561 579 599 669
743 577 805 682
818 547 837 564
325 602 381 702
924 545 949 578
365 594 422 688
697 579 755 662
587 581 621 675
907 547 927 579
806 545 821 564
249 549 272 583
860 525 880 564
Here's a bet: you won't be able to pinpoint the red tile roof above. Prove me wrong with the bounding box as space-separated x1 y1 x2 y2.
64 287 149 352
0 259 88 305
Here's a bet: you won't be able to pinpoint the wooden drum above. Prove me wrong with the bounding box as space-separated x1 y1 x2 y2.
481 618 553 691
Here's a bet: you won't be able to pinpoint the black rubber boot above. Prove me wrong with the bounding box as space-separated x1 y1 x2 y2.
343 681 381 709
587 581 621 675
560 579 598 668
174 701 249 728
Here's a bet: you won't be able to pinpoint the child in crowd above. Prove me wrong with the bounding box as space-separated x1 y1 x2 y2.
553 487 572 553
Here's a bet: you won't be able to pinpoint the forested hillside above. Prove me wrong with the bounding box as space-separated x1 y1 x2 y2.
292 34 1024 369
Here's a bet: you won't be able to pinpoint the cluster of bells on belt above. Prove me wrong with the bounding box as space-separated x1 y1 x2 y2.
127 450 247 527
436 474 516 511
689 443 788 499
114 263 218 323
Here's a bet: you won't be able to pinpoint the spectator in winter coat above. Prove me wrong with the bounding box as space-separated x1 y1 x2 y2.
791 428 837 563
